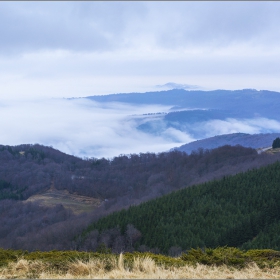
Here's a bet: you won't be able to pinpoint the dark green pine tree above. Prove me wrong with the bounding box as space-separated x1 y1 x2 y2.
272 137 280 149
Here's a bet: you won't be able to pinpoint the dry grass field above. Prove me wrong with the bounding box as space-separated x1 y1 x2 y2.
1 254 280 279
25 189 101 214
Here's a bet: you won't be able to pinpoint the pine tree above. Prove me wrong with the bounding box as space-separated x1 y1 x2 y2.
272 137 280 149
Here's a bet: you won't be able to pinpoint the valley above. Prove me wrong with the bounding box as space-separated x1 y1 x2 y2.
3 2 280 277
1 133 280 255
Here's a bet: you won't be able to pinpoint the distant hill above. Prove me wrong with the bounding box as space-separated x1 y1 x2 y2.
174 133 280 154
83 89 280 141
85 89 280 121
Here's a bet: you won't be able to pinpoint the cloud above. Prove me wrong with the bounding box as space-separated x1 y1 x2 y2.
146 2 280 50
1 2 280 55
2 46 280 101
156 83 200 90
1 2 280 99
0 2 147 55
162 127 196 143
1 2 280 157
0 98 193 158
1 97 279 159
200 118 280 138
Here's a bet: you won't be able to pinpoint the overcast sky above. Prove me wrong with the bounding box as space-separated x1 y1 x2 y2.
1 2 280 158
1 1 280 99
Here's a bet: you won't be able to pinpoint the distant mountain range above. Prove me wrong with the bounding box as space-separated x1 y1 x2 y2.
85 89 279 114
85 89 280 121
83 89 280 141
174 132 280 154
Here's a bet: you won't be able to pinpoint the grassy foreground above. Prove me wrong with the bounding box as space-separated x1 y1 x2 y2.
1 247 280 279
2 257 280 279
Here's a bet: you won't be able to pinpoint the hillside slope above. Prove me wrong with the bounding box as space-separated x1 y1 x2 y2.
1 143 279 210
1 143 280 252
174 133 280 154
81 160 280 254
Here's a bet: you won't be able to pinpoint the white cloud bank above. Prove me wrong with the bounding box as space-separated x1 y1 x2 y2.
201 118 280 138
0 98 195 158
1 98 280 159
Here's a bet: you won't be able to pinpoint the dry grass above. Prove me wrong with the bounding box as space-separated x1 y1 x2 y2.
25 189 101 214
1 254 280 279
265 147 280 155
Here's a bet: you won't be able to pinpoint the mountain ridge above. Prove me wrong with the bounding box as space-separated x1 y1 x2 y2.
174 132 280 154
81 89 280 144
83 89 280 117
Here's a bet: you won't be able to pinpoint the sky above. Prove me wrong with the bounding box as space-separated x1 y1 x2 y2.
1 1 280 99
1 1 280 158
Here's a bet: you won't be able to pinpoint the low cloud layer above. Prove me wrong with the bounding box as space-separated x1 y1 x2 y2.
1 98 280 159
201 118 280 138
0 98 194 158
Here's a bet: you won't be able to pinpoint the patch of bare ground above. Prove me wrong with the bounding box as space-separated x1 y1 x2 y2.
266 147 280 155
1 255 280 279
25 189 101 214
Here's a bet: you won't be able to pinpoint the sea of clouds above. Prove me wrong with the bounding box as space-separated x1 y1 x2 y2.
1 98 280 159
0 98 192 158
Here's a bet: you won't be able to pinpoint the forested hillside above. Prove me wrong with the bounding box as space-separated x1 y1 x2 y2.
81 161 280 254
1 143 280 251
0 144 83 199
1 143 279 205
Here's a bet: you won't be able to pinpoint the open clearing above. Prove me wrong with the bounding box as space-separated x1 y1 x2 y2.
266 147 280 154
25 189 101 214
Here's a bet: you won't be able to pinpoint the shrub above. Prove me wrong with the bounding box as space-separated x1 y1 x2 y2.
1 247 280 271
181 247 280 268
